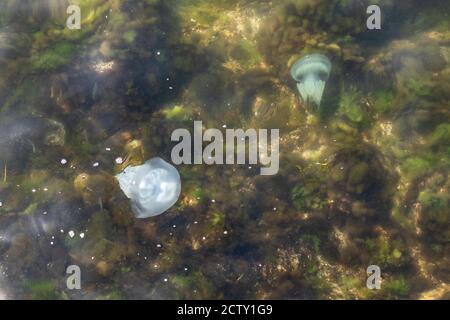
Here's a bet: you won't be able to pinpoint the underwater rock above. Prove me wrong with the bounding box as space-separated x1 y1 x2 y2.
73 172 117 208
66 209 130 277
421 46 447 72
327 143 396 212
346 162 370 193
416 173 450 242
115 157 181 218
187 73 225 109
84 103 128 141
0 116 65 170
0 32 31 65
290 54 331 111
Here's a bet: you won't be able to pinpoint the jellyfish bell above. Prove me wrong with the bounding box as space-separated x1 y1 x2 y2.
290 54 332 111
115 157 181 218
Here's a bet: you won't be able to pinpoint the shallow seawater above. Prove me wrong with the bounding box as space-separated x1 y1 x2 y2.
0 0 449 300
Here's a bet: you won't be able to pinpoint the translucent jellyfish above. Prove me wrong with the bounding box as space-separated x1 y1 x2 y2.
290 54 332 110
115 157 181 218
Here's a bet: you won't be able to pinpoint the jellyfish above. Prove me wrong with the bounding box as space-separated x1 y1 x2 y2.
115 157 181 218
290 54 332 111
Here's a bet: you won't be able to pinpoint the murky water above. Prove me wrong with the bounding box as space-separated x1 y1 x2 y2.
0 0 449 300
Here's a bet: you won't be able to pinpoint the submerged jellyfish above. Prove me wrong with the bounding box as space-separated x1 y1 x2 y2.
290 54 332 110
115 157 181 218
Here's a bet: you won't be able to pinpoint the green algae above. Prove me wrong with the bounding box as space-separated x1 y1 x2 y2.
1 80 37 113
171 272 218 299
30 42 77 72
428 123 450 147
418 191 449 225
231 40 262 69
291 184 327 210
406 78 433 98
299 234 321 254
123 30 137 44
177 0 237 25
382 276 410 299
338 87 368 125
364 237 405 268
27 280 61 300
96 289 123 300
210 212 225 227
346 162 370 191
373 90 395 114
401 157 433 180
163 104 194 121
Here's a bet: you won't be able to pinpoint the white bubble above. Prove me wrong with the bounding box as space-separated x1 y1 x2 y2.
60 159 68 165
115 157 124 164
